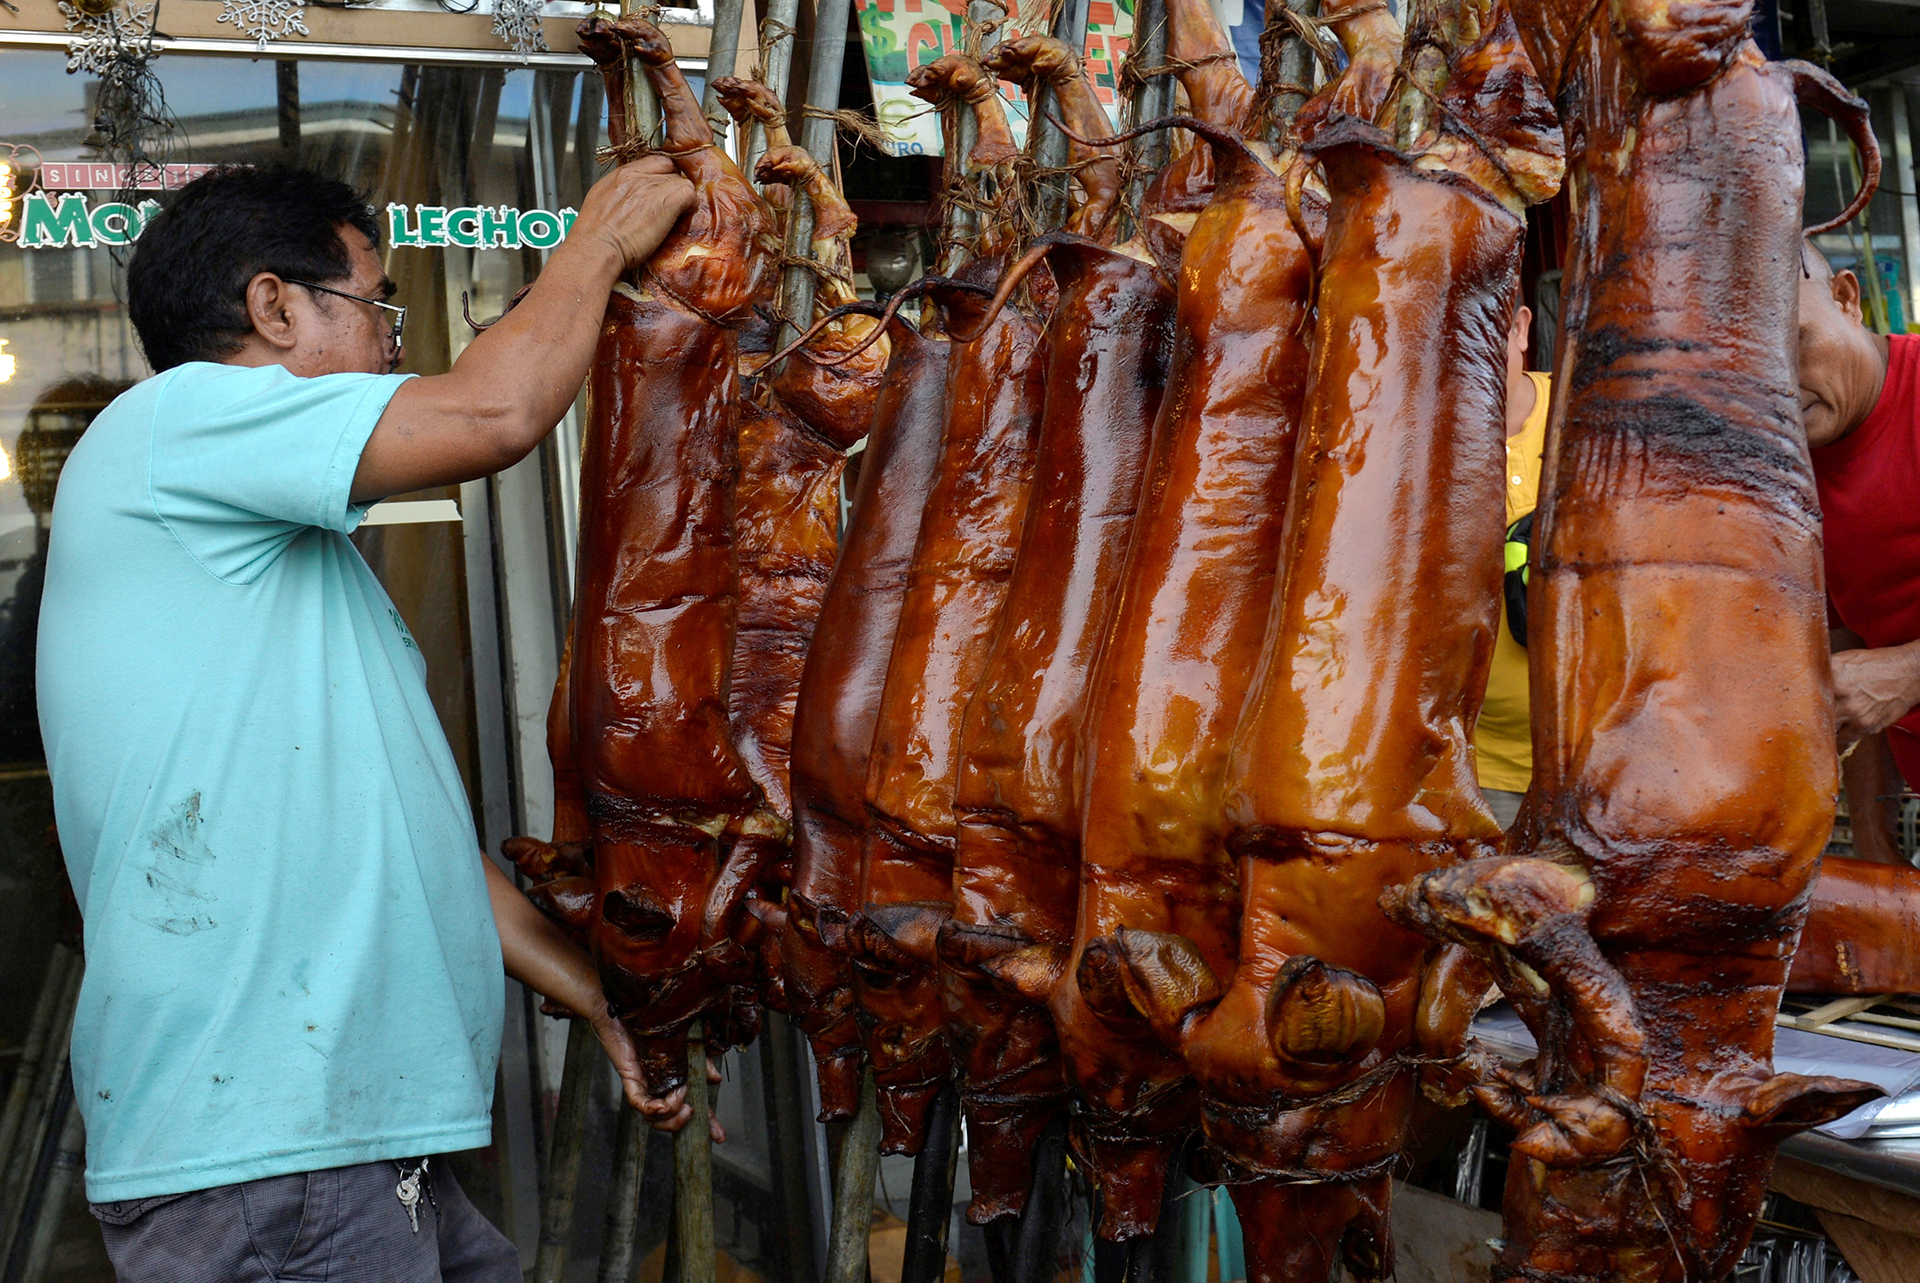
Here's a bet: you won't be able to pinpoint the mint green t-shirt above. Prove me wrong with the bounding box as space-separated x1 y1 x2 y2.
37 362 503 1201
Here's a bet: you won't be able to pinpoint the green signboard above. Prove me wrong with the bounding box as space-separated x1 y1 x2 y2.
7 192 577 251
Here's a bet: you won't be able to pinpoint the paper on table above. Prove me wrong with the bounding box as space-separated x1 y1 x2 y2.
1469 1005 1920 1140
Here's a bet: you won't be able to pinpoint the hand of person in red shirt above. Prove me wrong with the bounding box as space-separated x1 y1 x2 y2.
1832 636 1920 744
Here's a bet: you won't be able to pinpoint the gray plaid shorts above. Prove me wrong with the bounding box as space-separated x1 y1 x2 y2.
88 1156 521 1282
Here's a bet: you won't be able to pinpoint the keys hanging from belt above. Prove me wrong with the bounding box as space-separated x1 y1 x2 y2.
395 1157 437 1233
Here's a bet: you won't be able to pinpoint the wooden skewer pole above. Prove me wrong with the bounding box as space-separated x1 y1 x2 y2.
531 1019 599 1283
824 1072 884 1283
596 1099 652 1283
700 0 750 139
672 1029 716 1283
773 0 858 353
901 1083 963 1283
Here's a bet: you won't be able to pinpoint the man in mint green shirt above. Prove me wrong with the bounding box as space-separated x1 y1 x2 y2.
38 159 694 1280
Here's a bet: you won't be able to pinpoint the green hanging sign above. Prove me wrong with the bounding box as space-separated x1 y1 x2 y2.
6 192 578 251
14 193 164 248
386 203 579 250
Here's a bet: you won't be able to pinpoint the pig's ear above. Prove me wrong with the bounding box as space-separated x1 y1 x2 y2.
937 919 1031 969
1075 936 1137 1021
739 896 787 944
1113 927 1222 1049
857 901 951 967
527 874 598 947
979 944 1070 1005
1742 1073 1884 1133
1266 955 1386 1069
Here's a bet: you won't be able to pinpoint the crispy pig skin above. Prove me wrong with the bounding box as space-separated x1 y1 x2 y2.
729 399 844 824
854 279 1043 1153
1173 122 1520 1280
1055 134 1319 1241
1791 858 1920 994
1385 6 1885 1275
570 13 781 1092
943 236 1175 1224
785 319 952 1121
1101 8 1561 1276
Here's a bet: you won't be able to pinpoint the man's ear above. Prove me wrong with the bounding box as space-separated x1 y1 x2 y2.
244 273 301 352
1833 268 1864 321
1508 304 1534 364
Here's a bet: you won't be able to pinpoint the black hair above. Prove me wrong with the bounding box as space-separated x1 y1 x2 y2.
127 165 380 372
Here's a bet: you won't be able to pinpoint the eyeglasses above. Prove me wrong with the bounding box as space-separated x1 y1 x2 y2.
285 279 406 352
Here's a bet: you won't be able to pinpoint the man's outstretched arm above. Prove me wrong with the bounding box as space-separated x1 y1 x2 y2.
351 156 695 503
482 857 723 1138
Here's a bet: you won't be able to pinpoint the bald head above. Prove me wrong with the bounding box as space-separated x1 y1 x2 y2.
1798 239 1887 449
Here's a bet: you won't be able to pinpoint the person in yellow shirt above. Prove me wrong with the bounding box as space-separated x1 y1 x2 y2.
1475 304 1550 829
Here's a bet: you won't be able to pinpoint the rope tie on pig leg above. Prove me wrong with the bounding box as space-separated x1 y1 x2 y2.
750 18 796 85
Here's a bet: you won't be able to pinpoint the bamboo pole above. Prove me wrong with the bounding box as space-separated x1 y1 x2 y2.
747 0 803 181
1010 1114 1070 1283
1263 0 1318 146
759 1015 820 1282
672 1031 715 1283
532 1019 599 1283
775 0 858 352
596 1100 651 1283
1029 0 1092 230
700 0 749 139
1121 0 1172 220
824 1072 882 1283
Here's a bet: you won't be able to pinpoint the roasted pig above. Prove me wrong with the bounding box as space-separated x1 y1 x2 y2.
1110 2 1562 1275
843 54 1046 1154
1047 56 1365 1246
563 13 781 1091
1382 0 1886 1273
923 34 1178 1225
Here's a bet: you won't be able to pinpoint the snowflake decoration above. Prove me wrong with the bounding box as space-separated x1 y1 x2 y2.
492 0 548 59
59 0 157 78
216 0 308 51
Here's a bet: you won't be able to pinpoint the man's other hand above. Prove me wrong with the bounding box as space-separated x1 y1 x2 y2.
482 856 724 1141
590 1007 727 1141
573 155 697 274
1832 638 1920 744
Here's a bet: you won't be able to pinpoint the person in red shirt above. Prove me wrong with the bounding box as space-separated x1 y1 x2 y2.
1799 243 1920 861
